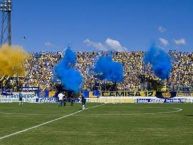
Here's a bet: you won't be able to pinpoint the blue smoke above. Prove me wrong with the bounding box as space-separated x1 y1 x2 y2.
144 46 172 80
54 48 83 92
61 48 76 68
94 55 123 83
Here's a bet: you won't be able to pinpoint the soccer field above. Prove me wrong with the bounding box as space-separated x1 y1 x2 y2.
0 103 192 145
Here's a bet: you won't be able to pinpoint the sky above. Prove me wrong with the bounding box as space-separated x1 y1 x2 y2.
9 0 193 52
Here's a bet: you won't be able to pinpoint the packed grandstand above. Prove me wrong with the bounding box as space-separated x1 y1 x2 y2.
0 50 192 97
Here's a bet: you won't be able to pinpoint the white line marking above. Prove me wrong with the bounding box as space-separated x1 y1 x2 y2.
143 107 183 115
0 104 105 140
75 107 183 116
0 111 46 116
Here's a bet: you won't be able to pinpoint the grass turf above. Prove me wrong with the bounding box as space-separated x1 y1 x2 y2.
0 103 192 145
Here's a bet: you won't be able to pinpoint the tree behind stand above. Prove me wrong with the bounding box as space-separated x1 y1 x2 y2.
67 91 80 106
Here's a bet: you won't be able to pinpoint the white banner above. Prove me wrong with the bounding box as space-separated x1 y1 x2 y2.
88 96 193 103
0 92 57 103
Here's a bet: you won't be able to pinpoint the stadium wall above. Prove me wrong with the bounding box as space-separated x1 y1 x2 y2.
87 97 193 103
0 91 193 104
90 91 193 98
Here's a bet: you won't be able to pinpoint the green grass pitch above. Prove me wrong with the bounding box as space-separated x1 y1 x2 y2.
0 103 192 145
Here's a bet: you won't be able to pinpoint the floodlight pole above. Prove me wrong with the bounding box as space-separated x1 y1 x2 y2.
0 0 12 46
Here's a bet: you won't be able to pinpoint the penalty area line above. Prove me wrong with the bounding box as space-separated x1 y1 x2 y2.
0 103 105 141
75 107 183 116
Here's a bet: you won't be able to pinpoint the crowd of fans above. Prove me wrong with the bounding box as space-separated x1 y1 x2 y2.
23 50 193 92
1 50 193 92
168 51 193 91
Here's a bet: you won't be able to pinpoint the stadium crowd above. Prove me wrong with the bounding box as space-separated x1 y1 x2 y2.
22 50 193 91
1 50 193 92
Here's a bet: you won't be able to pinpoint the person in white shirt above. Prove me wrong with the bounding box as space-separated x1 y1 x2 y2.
58 92 64 106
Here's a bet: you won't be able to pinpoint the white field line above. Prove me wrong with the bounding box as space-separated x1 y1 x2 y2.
142 107 183 115
0 104 105 141
75 107 183 116
0 111 47 116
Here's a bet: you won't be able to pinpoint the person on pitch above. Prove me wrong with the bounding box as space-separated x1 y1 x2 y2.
81 92 86 110
58 92 65 106
19 91 23 106
63 92 67 106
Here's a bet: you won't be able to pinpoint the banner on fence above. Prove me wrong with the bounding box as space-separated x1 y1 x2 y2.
136 97 193 103
101 91 156 97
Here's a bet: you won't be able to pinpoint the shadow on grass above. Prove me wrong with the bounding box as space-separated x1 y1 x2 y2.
185 115 193 117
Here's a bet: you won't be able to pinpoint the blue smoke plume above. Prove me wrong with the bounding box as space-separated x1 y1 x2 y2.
54 48 83 92
94 55 123 83
144 46 172 80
